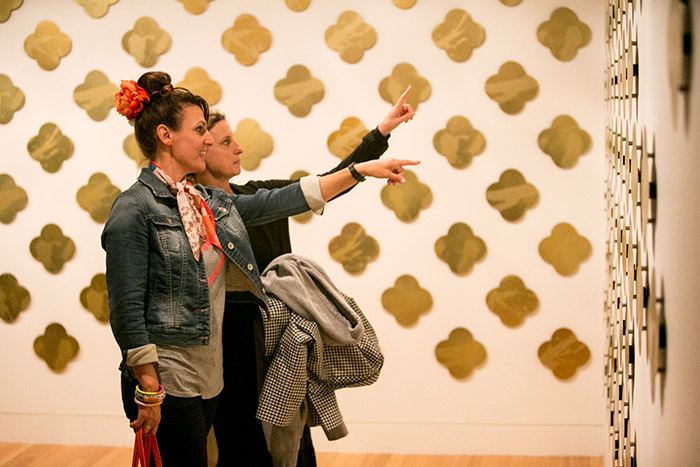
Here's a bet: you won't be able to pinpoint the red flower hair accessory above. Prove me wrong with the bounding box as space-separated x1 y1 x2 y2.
114 80 150 120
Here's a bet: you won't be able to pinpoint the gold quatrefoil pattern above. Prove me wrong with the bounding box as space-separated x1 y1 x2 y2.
0 0 22 22
379 63 431 111
500 0 523 6
327 117 369 159
432 9 485 63
30 224 76 274
177 0 213 15
0 174 28 224
380 170 432 222
0 74 25 124
221 14 272 67
485 61 539 115
74 0 118 18
285 0 310 12
27 123 74 173
433 116 486 169
123 134 147 167
34 323 79 373
381 275 433 327
73 70 119 121
0 273 30 323
23 21 72 71
435 328 487 380
486 275 539 327
233 119 274 171
537 7 591 62
486 169 539 222
274 65 324 117
76 173 121 224
176 68 222 106
80 273 109 323
392 0 416 9
538 328 590 380
538 115 592 169
329 223 379 275
538 223 592 276
325 11 376 64
435 223 487 276
122 17 171 67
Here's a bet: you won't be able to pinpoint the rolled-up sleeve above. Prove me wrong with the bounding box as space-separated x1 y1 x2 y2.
299 175 325 215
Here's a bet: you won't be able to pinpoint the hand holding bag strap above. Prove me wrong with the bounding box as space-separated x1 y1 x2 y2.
132 427 163 467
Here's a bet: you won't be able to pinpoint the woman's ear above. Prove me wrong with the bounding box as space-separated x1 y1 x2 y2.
156 124 172 147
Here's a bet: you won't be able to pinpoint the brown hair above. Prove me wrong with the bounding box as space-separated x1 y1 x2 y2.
133 71 210 159
207 110 226 131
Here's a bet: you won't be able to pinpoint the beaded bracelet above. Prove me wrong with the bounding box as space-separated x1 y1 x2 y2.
134 397 163 407
135 384 166 406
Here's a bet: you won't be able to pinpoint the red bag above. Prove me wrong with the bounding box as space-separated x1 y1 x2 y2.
132 427 162 467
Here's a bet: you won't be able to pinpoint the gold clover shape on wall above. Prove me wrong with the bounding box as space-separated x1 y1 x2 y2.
0 0 22 22
177 0 214 15
290 170 313 224
538 115 592 169
486 275 539 328
285 0 310 12
538 223 591 276
392 0 416 9
0 174 28 224
73 70 119 121
325 11 376 64
435 223 487 276
122 17 171 67
233 119 273 171
30 224 76 274
274 65 325 117
485 169 539 222
123 134 147 168
327 117 369 159
537 7 592 62
500 0 523 6
485 61 539 115
0 74 25 124
27 123 74 173
538 328 590 380
379 63 431 111
23 20 72 71
34 323 79 373
76 173 121 224
380 170 432 222
74 0 118 19
432 9 485 63
433 116 486 169
381 275 433 327
221 14 272 67
80 273 109 323
435 327 487 380
0 273 30 324
177 68 222 106
329 222 379 275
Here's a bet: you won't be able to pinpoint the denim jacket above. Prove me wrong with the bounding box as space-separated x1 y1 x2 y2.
101 168 320 355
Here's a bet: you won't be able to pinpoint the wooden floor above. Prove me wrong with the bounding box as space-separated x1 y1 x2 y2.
0 443 603 467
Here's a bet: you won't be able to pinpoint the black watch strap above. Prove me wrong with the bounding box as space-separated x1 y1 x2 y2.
348 163 366 183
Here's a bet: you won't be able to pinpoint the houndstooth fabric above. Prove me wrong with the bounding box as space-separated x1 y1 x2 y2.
256 292 384 440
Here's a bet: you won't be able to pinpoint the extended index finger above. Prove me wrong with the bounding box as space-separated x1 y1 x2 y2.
396 159 421 166
396 85 412 105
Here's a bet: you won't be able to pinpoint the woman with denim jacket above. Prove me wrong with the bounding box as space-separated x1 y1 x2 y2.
102 71 416 467
192 89 412 466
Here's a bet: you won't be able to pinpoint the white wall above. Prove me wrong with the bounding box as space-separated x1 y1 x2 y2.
0 0 606 455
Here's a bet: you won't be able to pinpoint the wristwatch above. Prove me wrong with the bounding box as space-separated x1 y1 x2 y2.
348 163 366 183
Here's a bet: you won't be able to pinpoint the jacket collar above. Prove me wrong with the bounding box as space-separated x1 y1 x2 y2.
137 167 175 199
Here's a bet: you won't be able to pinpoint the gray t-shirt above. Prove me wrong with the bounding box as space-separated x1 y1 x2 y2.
156 243 226 399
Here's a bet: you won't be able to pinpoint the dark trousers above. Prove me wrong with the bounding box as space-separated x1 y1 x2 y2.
214 302 316 466
121 373 219 467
